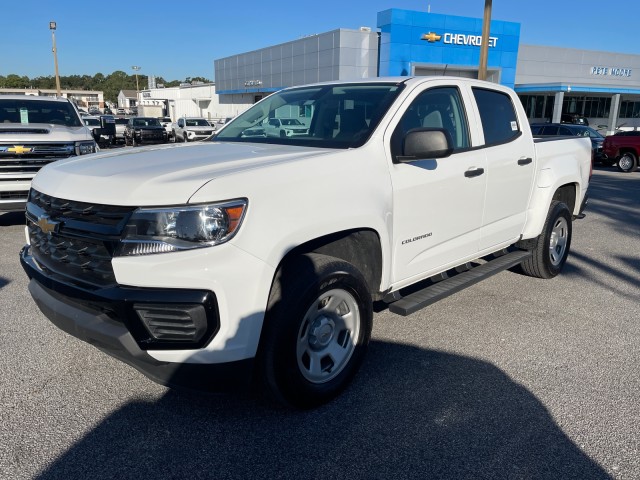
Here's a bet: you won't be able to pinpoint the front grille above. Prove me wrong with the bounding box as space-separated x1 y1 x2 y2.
0 143 75 174
0 191 28 201
26 190 136 287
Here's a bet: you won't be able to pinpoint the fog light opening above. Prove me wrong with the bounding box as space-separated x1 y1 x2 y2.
134 303 208 343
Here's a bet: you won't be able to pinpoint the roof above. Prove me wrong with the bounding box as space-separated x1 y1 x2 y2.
120 90 138 98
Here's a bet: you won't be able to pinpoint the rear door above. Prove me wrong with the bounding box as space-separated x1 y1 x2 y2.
471 87 536 251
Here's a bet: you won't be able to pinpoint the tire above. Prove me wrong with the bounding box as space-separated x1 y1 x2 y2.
519 201 572 279
258 253 372 408
184 133 190 142
617 152 638 173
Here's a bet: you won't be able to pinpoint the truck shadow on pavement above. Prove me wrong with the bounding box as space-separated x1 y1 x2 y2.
36 342 610 480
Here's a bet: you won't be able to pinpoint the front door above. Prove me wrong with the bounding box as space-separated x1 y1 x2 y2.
388 86 487 286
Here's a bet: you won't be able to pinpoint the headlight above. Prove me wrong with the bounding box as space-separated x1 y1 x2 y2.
116 199 248 257
75 141 98 155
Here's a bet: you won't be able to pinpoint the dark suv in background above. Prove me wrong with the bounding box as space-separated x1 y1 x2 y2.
124 117 167 146
530 123 606 164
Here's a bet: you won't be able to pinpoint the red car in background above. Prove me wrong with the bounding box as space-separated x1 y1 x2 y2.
601 131 640 173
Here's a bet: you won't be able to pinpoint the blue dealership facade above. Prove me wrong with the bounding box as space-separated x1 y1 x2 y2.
377 9 520 88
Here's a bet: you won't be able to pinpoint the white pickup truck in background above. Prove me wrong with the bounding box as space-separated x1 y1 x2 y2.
21 77 591 408
0 95 97 213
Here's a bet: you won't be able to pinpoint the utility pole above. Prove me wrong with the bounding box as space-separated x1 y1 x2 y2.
49 21 61 96
478 0 492 81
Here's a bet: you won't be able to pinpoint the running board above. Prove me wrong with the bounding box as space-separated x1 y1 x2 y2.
388 250 532 316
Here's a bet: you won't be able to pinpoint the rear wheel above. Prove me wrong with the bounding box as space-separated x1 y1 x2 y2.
258 253 372 408
617 152 638 173
519 201 572 279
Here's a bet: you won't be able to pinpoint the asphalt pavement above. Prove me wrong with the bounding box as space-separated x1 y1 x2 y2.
0 167 638 479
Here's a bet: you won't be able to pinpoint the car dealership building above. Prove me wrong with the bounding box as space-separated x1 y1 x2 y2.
213 8 640 134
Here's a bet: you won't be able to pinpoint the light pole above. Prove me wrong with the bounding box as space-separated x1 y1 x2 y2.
49 21 61 96
131 65 141 92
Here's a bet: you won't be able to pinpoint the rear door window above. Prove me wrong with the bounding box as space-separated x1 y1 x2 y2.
472 88 520 145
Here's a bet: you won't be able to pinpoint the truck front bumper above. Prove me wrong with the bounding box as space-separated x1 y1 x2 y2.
21 246 254 391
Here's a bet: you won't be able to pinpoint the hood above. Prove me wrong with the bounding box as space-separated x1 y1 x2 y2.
32 141 333 206
0 123 93 143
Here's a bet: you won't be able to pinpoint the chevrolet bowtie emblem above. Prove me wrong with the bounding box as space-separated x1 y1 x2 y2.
8 145 33 154
36 215 60 235
421 32 442 42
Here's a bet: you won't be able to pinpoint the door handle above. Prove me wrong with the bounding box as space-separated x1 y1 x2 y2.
464 167 485 178
518 157 533 166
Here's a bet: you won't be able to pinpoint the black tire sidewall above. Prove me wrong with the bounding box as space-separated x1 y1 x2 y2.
259 254 372 408
538 201 572 277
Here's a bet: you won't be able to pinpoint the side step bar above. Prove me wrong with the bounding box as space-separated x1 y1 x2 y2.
388 250 532 316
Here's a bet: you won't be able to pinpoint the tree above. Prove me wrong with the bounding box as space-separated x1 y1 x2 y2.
0 71 212 102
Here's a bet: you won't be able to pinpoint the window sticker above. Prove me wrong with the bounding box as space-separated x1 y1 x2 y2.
510 121 518 131
20 108 29 124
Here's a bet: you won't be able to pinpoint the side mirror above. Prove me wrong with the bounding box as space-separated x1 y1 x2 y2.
399 128 453 162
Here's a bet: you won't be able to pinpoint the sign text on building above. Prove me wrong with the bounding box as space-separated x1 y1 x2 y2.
591 66 632 77
421 32 498 48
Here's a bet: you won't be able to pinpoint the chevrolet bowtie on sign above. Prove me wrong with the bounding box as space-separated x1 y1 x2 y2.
421 32 442 42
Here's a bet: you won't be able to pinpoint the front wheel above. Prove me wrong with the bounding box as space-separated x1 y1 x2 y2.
617 152 638 173
518 201 572 279
258 253 372 408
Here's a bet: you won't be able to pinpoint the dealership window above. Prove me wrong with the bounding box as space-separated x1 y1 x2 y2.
563 96 610 118
620 100 640 119
518 94 554 120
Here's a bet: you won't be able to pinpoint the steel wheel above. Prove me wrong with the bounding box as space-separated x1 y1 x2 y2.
296 288 360 384
548 216 569 266
258 253 372 408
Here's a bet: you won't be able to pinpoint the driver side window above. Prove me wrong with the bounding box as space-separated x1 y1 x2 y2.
391 87 470 159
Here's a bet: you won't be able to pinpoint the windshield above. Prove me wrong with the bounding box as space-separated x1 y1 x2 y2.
133 118 160 127
213 82 405 148
0 99 82 127
583 127 603 139
185 119 211 127
84 118 100 127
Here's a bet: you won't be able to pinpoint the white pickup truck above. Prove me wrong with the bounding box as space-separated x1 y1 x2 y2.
0 95 98 213
21 77 591 408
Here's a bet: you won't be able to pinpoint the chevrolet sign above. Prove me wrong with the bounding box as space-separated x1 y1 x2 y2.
421 32 498 48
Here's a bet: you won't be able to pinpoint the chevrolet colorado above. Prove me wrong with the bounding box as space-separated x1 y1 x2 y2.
21 77 591 407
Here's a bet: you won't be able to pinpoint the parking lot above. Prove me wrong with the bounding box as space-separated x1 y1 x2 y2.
0 167 638 479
